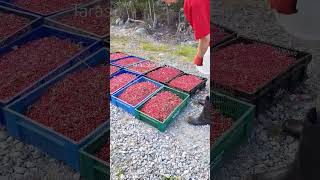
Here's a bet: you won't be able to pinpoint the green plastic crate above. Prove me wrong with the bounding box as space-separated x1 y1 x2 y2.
80 130 109 180
135 86 190 132
210 91 255 176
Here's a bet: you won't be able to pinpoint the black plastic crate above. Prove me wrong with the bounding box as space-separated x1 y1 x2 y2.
211 23 237 47
166 73 207 96
145 65 184 84
211 36 312 115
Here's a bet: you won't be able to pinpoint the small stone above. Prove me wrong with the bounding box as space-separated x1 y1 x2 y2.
25 162 35 168
73 173 80 180
14 167 26 174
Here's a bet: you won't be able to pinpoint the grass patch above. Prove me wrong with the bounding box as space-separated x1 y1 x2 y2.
141 41 170 52
173 45 197 62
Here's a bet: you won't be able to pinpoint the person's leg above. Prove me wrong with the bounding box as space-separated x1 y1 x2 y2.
187 96 212 125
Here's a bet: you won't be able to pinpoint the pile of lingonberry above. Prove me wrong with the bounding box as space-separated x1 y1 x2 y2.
211 25 231 46
96 143 110 163
118 81 158 106
110 65 120 75
168 74 204 92
211 109 233 143
14 0 91 15
0 12 30 41
113 57 142 67
127 60 159 74
146 66 182 83
57 1 109 36
0 36 83 101
141 91 182 122
110 73 137 94
26 65 108 142
110 52 128 61
212 42 295 93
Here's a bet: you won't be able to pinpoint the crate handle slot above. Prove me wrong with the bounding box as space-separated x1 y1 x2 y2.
17 120 65 147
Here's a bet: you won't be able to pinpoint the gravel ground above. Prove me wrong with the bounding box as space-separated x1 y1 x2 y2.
213 0 320 179
110 26 210 179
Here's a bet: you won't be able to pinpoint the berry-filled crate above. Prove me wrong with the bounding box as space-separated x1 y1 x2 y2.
0 25 102 126
80 129 110 180
0 5 41 47
211 23 237 47
110 69 141 95
145 65 184 84
210 91 255 175
111 76 163 116
110 51 130 62
0 0 93 17
166 73 208 96
211 36 312 115
46 0 109 39
110 65 121 76
125 60 160 75
3 47 109 171
110 56 145 68
135 86 190 132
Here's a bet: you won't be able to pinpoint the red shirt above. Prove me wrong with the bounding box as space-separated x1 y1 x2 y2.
184 0 210 40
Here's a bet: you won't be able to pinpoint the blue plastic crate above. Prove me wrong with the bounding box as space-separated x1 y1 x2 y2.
110 69 141 95
0 25 102 126
0 0 94 17
0 5 41 47
3 47 109 171
110 56 145 68
46 0 107 39
111 77 163 116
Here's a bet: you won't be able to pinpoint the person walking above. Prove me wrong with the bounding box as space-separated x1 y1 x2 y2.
162 0 211 126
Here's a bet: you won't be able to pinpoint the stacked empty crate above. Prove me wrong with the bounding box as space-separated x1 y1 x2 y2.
0 0 110 179
110 52 208 132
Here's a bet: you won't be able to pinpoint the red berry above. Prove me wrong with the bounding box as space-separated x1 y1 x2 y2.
146 66 182 83
110 73 137 94
113 57 142 67
127 60 159 74
168 75 204 92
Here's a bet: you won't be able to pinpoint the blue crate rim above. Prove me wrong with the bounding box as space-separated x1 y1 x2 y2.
110 69 141 94
110 56 146 68
0 0 96 17
210 91 255 149
3 52 109 144
0 25 101 105
136 86 190 124
80 128 110 167
124 60 161 75
112 76 164 109
45 0 107 39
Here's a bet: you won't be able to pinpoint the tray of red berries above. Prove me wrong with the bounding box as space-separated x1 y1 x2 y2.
110 69 141 95
125 60 160 75
166 73 207 96
145 65 184 84
211 36 312 114
110 56 145 68
110 52 130 62
211 23 237 47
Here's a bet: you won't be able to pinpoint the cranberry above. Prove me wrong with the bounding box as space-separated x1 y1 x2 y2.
110 65 120 75
96 143 110 163
110 52 128 61
211 108 234 144
127 60 159 74
110 73 137 94
168 74 204 92
0 12 30 40
113 57 142 67
146 66 182 83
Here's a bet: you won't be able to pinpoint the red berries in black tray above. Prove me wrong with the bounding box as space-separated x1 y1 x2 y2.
25 65 108 142
14 0 92 15
141 91 182 122
212 42 295 93
96 143 110 163
0 12 30 41
168 74 204 92
110 52 128 61
110 73 137 94
0 37 83 101
146 66 182 83
211 25 230 46
113 57 142 67
57 1 109 36
211 109 233 144
118 81 158 106
127 60 159 74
